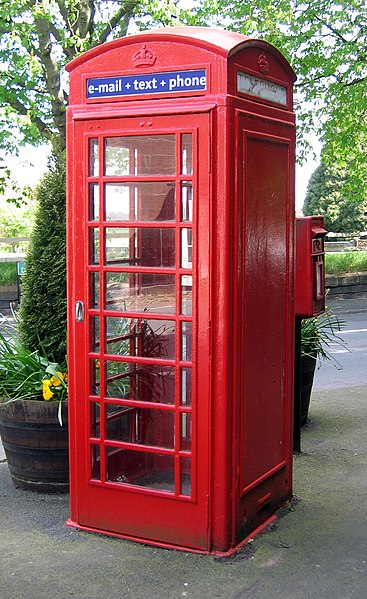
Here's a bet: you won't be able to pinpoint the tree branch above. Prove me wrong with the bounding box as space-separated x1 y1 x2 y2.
33 14 67 147
54 0 79 56
295 72 339 89
97 0 136 45
74 0 95 41
342 75 367 87
48 22 76 59
7 95 53 140
313 14 351 45
55 0 74 34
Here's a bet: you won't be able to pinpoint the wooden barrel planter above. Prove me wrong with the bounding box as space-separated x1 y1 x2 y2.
300 353 317 426
0 399 69 493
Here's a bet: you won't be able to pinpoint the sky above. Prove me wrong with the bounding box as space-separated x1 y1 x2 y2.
1 0 321 213
4 143 319 214
4 146 50 189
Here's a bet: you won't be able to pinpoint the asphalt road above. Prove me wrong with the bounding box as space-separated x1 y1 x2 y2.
313 311 367 390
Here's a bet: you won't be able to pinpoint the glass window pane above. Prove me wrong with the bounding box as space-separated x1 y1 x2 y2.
105 272 176 314
105 182 175 222
105 227 175 268
181 412 192 451
181 182 193 222
181 134 192 175
105 316 133 357
106 405 174 449
89 184 99 221
106 361 175 404
137 408 174 448
180 457 191 496
106 317 175 361
106 449 174 492
90 316 100 353
105 404 134 442
105 227 130 266
105 184 130 220
181 275 192 315
91 444 100 480
181 368 192 406
105 135 176 176
181 228 193 269
90 402 100 438
90 359 101 396
181 322 192 362
90 272 100 308
89 138 99 177
89 228 100 265
105 360 132 399
105 139 130 176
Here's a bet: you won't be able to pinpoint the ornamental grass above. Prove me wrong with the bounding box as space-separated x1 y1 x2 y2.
301 306 347 362
0 311 67 425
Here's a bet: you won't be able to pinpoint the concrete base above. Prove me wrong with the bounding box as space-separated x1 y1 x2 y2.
0 384 367 598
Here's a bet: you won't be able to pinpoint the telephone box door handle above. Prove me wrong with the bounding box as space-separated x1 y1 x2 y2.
75 300 85 322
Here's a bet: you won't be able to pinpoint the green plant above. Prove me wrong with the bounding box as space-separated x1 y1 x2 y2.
303 162 367 234
325 251 367 275
0 263 17 286
0 201 35 252
0 312 67 425
301 307 346 362
18 150 67 366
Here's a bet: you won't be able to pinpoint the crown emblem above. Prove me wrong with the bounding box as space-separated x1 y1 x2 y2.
258 52 269 75
132 44 157 68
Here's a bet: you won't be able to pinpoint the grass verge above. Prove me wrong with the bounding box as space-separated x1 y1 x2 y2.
325 251 367 275
0 263 17 286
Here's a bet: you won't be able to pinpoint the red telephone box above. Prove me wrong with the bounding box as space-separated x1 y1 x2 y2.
295 216 327 317
66 26 296 554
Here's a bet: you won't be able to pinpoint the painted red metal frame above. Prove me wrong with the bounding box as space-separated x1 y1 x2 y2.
295 216 327 317
66 26 296 554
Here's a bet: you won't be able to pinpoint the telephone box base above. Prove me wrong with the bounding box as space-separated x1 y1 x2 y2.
66 513 279 556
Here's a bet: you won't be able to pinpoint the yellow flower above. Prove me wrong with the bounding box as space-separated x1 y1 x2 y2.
42 379 54 401
51 372 64 387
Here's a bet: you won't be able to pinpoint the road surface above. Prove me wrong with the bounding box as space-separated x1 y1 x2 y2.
313 311 367 390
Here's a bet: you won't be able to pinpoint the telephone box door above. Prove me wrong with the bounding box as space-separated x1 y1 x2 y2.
68 113 210 550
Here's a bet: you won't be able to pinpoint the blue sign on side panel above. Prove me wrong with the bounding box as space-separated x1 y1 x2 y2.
87 69 207 99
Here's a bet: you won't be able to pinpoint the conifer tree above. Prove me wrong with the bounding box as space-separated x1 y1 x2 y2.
18 150 67 366
303 163 367 234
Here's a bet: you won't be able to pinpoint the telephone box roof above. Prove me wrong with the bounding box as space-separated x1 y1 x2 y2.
66 26 296 80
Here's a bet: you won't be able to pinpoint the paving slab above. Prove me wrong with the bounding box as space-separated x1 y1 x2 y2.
0 384 366 599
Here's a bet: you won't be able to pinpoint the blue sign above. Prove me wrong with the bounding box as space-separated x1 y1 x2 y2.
17 261 25 276
87 69 207 99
